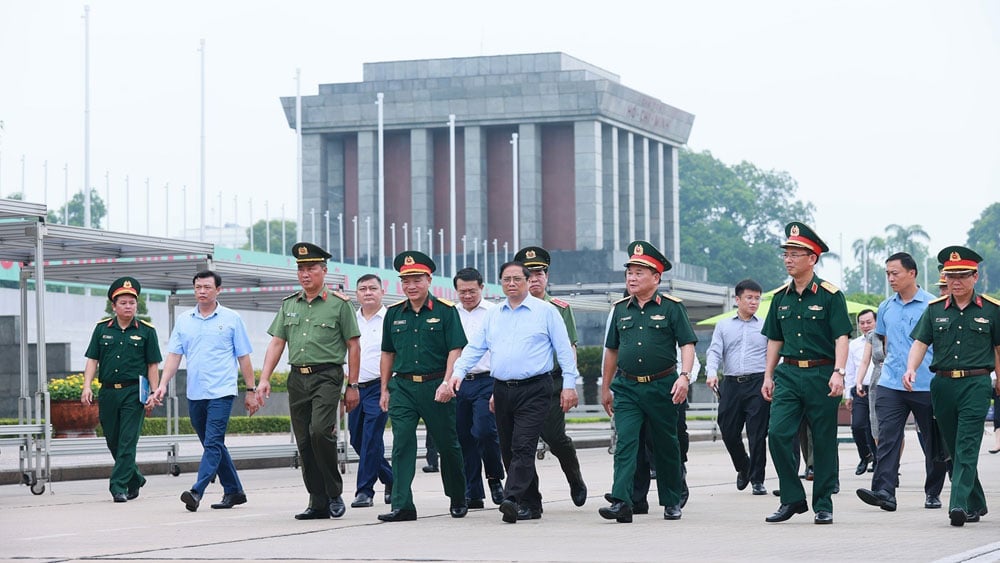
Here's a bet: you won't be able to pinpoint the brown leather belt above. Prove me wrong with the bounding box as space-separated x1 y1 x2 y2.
291 363 337 374
618 365 677 383
782 357 834 368
935 368 991 379
395 372 445 383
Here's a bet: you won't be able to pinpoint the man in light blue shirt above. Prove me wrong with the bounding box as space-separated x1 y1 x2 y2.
152 271 258 512
449 261 579 523
856 252 947 512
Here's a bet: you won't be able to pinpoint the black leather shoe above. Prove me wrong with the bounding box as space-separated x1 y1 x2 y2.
663 505 682 520
351 492 373 508
765 500 808 523
855 455 873 475
925 495 942 509
752 483 767 495
466 498 485 509
772 489 781 496
516 504 542 520
736 469 750 491
112 492 128 503
329 495 346 518
965 510 981 523
450 500 468 518
570 481 588 507
856 488 896 512
181 490 201 512
499 499 519 523
950 508 969 527
294 507 331 520
804 466 814 481
378 508 417 522
814 510 833 524
488 478 504 505
421 464 439 473
384 484 392 505
126 488 140 500
599 500 633 523
211 492 247 509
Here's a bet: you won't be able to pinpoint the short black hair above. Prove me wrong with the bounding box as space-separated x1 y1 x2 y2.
886 252 917 274
735 278 763 296
858 309 877 322
498 261 530 282
357 273 381 286
193 270 221 287
453 267 483 288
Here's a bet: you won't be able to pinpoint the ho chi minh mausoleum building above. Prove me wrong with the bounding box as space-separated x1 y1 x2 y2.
280 52 727 320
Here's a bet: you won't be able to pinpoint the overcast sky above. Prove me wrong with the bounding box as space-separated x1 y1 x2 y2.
1 0 998 285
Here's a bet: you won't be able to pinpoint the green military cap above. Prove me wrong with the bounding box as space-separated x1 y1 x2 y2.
513 246 550 271
938 245 982 274
291 241 332 264
393 250 435 276
624 240 671 273
781 222 829 255
108 276 141 301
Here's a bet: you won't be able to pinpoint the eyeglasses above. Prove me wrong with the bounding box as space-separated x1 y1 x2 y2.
501 276 526 284
780 253 810 260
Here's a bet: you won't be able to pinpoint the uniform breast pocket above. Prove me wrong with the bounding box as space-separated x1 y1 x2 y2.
970 319 992 341
283 316 301 327
803 309 828 334
316 321 338 331
932 318 953 334
650 322 675 341
419 321 442 334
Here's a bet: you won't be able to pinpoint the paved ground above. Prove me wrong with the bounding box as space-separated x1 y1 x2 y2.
2 427 1000 563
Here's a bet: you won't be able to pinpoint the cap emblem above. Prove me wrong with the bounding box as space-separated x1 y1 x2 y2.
790 225 800 237
123 280 132 289
404 255 415 266
950 251 960 261
634 244 645 256
297 246 308 256
526 250 536 259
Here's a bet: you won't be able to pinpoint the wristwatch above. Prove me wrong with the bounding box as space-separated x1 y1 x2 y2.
246 386 257 392
833 368 846 376
679 371 690 377
347 382 360 390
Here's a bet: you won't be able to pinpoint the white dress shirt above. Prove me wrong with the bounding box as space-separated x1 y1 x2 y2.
845 333 874 397
355 305 387 383
457 299 494 375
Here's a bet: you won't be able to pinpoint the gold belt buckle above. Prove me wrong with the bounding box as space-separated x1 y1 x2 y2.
113 383 123 389
412 375 425 383
636 375 651 383
796 360 810 368
954 370 967 378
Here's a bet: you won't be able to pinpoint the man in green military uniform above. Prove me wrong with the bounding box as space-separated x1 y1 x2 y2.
762 222 852 525
514 245 588 507
905 245 1000 526
378 251 469 522
258 242 361 520
600 241 697 523
81 277 162 502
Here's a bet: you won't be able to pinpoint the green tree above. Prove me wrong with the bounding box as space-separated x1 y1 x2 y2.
243 219 298 255
47 189 106 228
679 149 815 289
967 202 1000 292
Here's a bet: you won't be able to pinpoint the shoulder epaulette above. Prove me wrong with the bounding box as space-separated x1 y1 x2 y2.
661 293 682 303
139 319 156 328
549 297 570 309
436 297 456 307
929 295 948 305
282 291 300 301
332 290 350 302
97 317 111 324
612 295 630 305
981 294 1000 306
775 283 790 294
819 281 840 294
389 298 407 308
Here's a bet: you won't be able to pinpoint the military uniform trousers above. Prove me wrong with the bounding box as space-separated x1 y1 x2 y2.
288 365 345 510
387 376 465 511
768 364 839 512
718 374 770 485
98 384 147 494
347 383 393 497
541 371 584 488
455 374 504 501
930 374 992 514
493 374 552 509
610 373 683 508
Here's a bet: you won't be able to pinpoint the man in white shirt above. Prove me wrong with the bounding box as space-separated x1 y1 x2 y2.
845 309 877 476
452 268 505 509
347 274 393 508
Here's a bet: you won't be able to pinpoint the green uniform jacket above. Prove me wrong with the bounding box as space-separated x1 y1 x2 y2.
911 293 1000 371
605 292 697 375
381 294 467 374
761 276 852 359
545 293 577 370
267 289 360 364
85 318 162 384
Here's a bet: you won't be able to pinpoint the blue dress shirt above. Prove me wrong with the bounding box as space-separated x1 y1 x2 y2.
875 288 935 392
167 303 253 400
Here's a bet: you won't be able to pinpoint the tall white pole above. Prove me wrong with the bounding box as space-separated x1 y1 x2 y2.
510 133 519 250
390 222 396 261
218 191 223 244
415 226 421 252
503 241 508 262
164 183 170 237
439 228 445 274
473 237 479 277
104 170 109 229
402 222 408 250
264 201 270 253
281 203 287 250
63 164 69 225
376 92 385 270
124 174 129 232
324 210 330 252
310 208 316 244
428 228 433 267
182 185 188 237
493 239 499 283
145 177 150 235
448 114 457 277
199 38 206 242
295 68 302 242
233 194 238 245
248 197 254 251
42 160 48 206
83 5 91 229
352 216 359 265
20 154 25 197
337 213 344 262
482 239 488 281
461 235 467 268
365 216 372 267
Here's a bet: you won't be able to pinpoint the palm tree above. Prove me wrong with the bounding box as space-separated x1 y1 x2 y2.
851 236 886 294
884 224 930 256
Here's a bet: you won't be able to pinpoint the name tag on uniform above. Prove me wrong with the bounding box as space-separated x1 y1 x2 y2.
935 317 948 323
778 306 789 311
808 305 823 311
130 335 142 340
426 318 441 324
102 335 114 340
393 320 407 326
286 312 299 318
620 316 632 322
650 315 665 320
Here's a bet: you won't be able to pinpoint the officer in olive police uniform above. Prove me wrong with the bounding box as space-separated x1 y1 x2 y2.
906 245 1000 526
514 245 588 507
600 241 697 523
378 251 468 522
761 222 852 525
81 277 162 502
258 242 361 520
